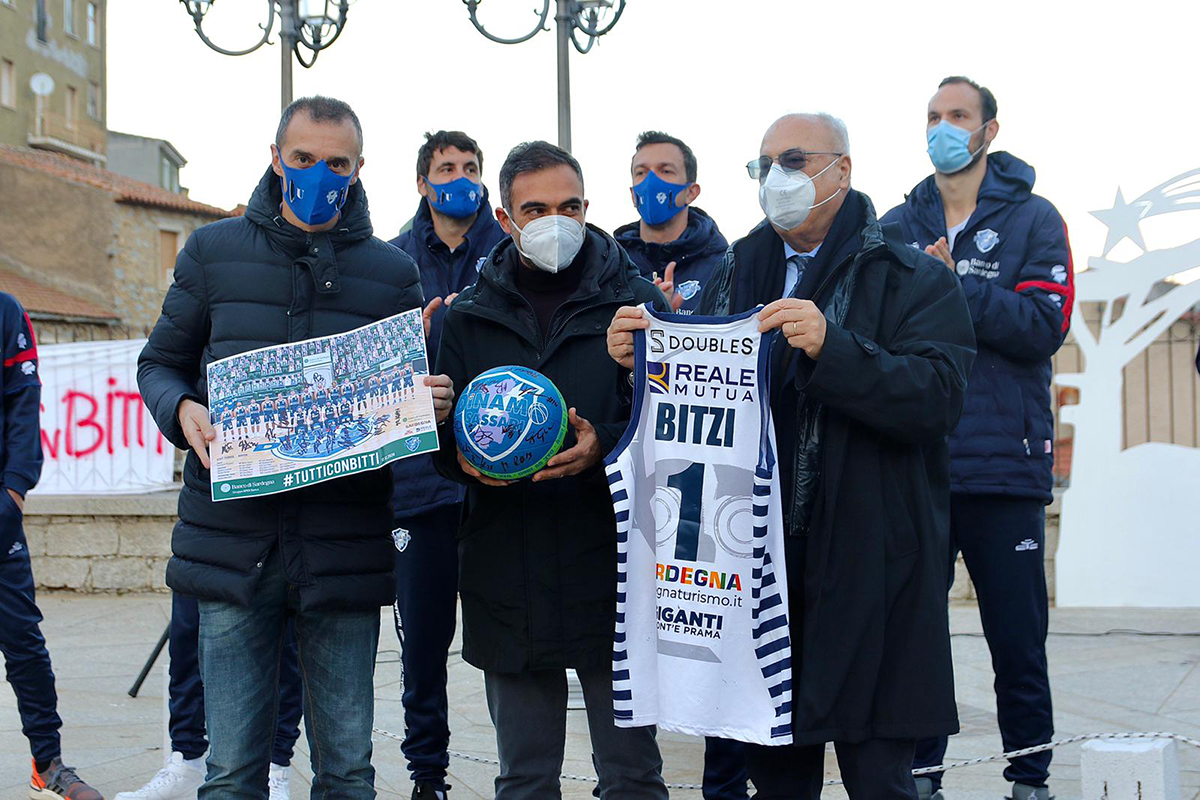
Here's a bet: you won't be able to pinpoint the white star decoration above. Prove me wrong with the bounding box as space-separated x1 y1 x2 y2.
1090 187 1153 256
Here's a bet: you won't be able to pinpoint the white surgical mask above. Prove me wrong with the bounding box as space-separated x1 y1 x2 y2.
509 214 586 273
758 156 843 231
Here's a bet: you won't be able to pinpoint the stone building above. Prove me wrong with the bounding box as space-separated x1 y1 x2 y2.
0 144 233 340
0 0 107 164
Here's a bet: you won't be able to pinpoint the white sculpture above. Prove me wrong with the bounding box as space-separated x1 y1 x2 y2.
1056 169 1200 607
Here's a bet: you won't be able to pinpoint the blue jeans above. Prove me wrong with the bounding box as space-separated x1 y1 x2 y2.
170 592 304 764
197 547 380 799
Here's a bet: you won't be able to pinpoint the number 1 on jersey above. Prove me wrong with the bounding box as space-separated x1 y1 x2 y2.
667 462 704 561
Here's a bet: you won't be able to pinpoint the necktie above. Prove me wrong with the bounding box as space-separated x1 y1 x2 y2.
787 254 813 298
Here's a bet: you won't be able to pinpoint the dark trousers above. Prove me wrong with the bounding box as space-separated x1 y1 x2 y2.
484 666 668 800
746 738 917 799
0 514 62 764
169 592 304 765
914 494 1053 789
392 505 460 786
703 737 749 799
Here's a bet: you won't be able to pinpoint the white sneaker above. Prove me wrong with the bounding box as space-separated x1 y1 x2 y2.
114 752 205 800
268 762 290 800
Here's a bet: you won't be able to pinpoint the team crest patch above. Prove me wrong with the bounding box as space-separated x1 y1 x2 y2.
677 280 702 301
405 436 421 452
392 527 411 552
974 228 1000 254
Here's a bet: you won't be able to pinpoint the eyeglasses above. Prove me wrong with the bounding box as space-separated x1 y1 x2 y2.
746 149 843 180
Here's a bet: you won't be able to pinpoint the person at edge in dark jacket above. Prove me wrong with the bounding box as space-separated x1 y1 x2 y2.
881 76 1073 800
0 295 103 800
608 112 977 800
433 141 670 800
614 131 730 316
386 130 507 800
137 96 455 800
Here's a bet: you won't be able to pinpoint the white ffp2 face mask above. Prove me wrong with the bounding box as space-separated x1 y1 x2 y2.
757 157 843 231
509 214 586 273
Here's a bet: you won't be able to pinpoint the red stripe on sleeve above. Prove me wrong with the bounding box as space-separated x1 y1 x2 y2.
1015 221 1075 333
3 347 37 368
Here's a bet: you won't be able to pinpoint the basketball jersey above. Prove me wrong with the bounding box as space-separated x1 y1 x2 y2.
605 305 792 745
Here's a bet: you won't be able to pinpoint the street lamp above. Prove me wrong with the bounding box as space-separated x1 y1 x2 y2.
463 0 626 151
179 0 351 112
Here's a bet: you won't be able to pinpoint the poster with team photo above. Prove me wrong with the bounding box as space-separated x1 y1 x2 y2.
205 308 437 501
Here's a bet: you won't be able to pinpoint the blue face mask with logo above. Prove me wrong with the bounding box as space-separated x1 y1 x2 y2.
926 120 988 175
278 159 355 226
632 170 691 226
424 175 484 219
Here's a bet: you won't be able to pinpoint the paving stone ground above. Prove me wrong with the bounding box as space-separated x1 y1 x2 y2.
2 595 1198 799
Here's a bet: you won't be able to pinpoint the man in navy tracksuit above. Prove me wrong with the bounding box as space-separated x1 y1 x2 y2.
615 130 745 800
614 131 729 316
388 130 507 800
882 76 1073 800
0 293 103 799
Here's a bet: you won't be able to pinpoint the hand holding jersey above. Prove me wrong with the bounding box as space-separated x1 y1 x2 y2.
757 298 827 359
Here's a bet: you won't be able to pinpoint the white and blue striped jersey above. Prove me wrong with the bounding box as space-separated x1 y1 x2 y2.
604 304 792 745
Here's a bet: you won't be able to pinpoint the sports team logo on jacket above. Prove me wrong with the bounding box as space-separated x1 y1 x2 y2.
974 227 1001 253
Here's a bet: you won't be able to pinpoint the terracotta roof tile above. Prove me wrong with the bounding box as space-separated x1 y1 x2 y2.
0 269 119 321
0 144 234 218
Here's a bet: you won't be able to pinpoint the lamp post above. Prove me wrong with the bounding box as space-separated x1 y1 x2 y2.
179 0 351 112
462 0 626 151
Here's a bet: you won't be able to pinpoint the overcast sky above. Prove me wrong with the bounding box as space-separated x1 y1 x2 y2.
107 0 1200 266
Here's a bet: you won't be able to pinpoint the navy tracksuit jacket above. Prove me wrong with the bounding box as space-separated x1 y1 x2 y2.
614 207 728 313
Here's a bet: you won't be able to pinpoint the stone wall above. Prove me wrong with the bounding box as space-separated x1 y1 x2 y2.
0 160 114 307
25 491 176 593
111 204 213 334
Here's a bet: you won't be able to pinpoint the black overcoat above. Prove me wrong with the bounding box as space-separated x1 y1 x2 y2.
700 192 976 744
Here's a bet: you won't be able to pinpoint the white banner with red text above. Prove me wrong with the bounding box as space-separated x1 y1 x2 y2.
31 339 175 495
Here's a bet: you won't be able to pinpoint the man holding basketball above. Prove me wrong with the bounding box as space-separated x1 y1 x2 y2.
434 140 669 799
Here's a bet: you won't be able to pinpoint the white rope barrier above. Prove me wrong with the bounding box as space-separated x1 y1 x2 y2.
372 727 1200 790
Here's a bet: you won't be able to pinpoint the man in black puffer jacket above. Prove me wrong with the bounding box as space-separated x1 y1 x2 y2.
138 96 452 799
434 141 670 800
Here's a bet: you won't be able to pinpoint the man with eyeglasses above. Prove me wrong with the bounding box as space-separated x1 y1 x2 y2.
881 76 1072 800
607 112 976 798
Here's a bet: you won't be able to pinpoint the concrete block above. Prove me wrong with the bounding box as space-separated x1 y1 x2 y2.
1081 737 1180 800
22 522 48 556
949 557 972 602
31 556 92 590
90 557 152 591
150 557 171 591
44 520 119 557
117 518 173 557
